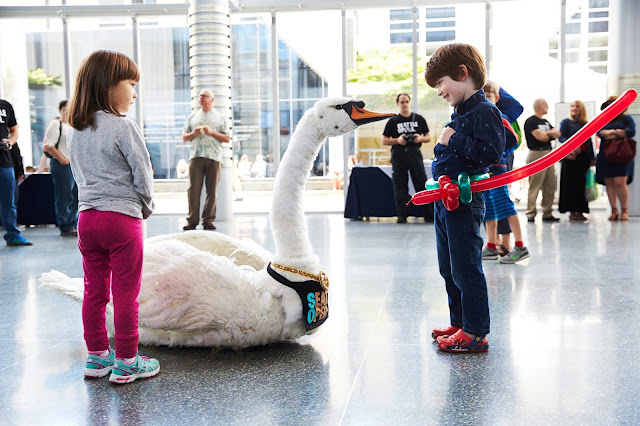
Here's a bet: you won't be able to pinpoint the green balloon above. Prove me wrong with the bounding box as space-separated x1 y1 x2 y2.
458 172 472 204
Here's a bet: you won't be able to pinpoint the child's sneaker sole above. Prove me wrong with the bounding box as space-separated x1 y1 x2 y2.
109 367 160 384
84 366 113 378
109 354 160 384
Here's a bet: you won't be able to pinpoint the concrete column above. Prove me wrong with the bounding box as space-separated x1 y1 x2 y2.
609 0 640 216
189 0 233 220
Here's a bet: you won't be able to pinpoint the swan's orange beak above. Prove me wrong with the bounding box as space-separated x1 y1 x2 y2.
340 100 396 126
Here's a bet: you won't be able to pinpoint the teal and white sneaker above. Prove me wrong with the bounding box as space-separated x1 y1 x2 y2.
109 354 160 384
498 246 530 264
84 348 115 378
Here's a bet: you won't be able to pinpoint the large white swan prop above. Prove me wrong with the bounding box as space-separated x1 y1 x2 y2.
41 98 394 348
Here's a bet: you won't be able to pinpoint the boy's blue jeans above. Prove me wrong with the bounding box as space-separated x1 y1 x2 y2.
434 193 490 337
50 159 78 233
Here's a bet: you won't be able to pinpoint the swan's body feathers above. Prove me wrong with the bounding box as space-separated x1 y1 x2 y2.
41 98 392 348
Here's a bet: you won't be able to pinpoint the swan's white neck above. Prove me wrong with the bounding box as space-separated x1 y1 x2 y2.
270 112 323 270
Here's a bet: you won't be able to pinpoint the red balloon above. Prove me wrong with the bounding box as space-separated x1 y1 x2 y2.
409 89 638 206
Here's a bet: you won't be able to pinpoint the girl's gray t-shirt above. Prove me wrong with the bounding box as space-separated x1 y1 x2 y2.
67 111 155 219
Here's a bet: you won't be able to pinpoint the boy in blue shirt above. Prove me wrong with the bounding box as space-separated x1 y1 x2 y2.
424 43 506 352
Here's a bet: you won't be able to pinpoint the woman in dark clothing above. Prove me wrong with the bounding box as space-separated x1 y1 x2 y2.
558 100 595 221
595 96 637 221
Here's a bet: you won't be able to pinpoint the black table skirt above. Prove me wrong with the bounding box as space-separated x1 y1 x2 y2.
17 173 57 226
344 167 427 219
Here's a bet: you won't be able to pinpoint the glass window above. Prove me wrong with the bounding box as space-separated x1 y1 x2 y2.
425 7 455 19
565 22 580 34
26 23 66 160
566 37 580 49
588 50 607 62
589 21 608 32
390 9 412 21
231 21 273 102
588 34 608 47
278 40 291 100
426 20 454 29
390 33 412 44
290 51 323 99
589 65 607 74
589 11 608 18
230 11 331 176
279 101 292 158
233 101 273 169
138 18 190 179
589 0 609 8
426 30 455 42
565 51 580 62
390 23 412 30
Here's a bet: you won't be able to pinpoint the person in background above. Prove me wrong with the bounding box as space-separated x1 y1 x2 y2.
182 89 230 231
558 100 595 221
524 98 562 222
251 154 267 178
495 86 524 255
36 152 48 173
595 96 636 221
481 81 529 264
382 93 433 223
0 98 32 246
43 99 79 236
176 158 189 179
67 49 159 384
237 154 252 179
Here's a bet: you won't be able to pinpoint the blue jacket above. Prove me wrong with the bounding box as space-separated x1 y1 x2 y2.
432 90 506 180
496 87 524 123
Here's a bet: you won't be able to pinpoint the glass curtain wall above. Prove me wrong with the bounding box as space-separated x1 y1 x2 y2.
5 1 615 179
276 10 338 177
348 4 485 166
231 12 329 178
138 16 191 179
231 14 275 177
20 11 329 179
26 19 66 162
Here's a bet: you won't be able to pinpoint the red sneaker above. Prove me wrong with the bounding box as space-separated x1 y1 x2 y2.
436 329 489 353
431 325 461 340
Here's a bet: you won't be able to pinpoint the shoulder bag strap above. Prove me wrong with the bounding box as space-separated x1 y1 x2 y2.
56 119 62 149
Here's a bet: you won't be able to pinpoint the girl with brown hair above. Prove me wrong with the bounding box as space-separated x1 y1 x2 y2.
67 50 160 384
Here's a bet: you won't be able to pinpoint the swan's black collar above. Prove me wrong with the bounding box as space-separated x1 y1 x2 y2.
267 263 329 332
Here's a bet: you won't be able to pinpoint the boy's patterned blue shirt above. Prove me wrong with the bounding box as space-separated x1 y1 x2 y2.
432 89 506 180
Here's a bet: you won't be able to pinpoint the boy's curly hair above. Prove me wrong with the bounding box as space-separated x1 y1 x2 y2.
425 43 486 90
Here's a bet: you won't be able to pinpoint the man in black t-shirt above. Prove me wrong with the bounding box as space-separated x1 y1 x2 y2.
0 99 32 246
523 98 562 222
382 93 433 223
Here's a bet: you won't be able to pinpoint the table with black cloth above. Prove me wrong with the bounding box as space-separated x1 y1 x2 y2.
17 173 56 226
344 164 432 220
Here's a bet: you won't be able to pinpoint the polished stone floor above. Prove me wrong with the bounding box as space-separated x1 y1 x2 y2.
1 209 639 425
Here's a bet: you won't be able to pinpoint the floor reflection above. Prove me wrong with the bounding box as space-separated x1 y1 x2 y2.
1 210 639 423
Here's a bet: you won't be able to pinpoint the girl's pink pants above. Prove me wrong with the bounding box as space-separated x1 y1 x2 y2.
78 210 143 359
